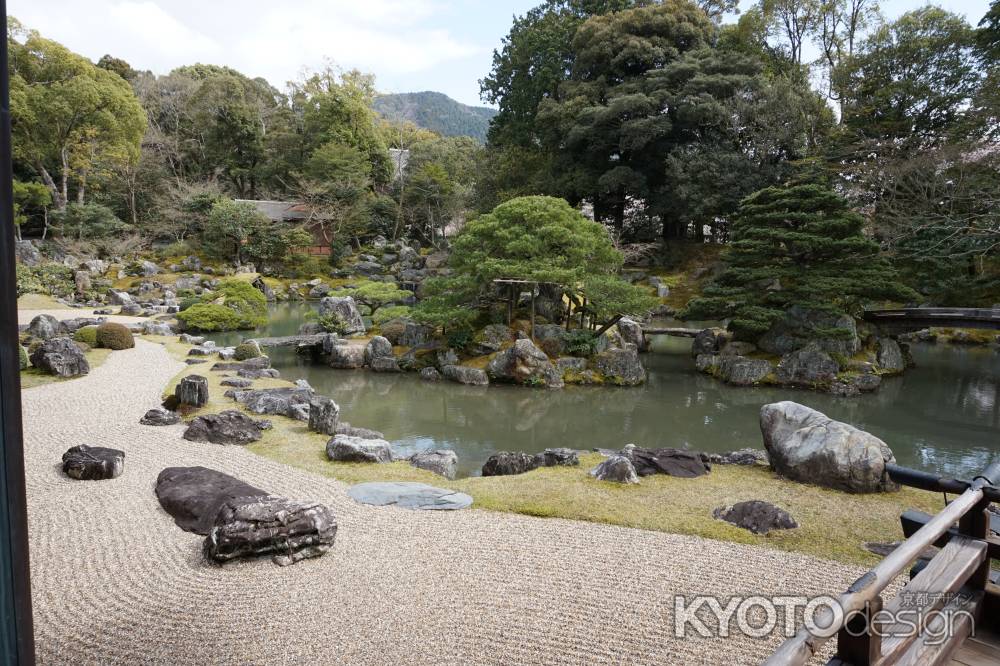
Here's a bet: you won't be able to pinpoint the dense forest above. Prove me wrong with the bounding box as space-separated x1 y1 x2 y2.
373 92 498 143
9 0 1000 312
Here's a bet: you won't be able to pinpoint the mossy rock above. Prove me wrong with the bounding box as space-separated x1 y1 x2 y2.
96 323 135 350
73 325 99 347
18 345 28 371
234 341 263 361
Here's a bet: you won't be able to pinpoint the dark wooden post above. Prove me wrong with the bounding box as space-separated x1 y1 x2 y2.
529 283 535 340
0 2 36 660
835 596 883 666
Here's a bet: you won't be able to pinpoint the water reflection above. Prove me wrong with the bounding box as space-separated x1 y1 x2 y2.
209 304 1000 478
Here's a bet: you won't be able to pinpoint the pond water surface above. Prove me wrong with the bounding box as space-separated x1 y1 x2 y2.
210 303 1000 478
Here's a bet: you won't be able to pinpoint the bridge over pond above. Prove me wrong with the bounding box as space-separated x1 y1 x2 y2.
863 308 1000 331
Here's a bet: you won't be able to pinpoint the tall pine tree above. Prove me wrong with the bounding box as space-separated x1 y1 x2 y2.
683 177 917 341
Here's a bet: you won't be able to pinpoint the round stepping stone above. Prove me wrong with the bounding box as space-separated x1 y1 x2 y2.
348 482 472 511
62 445 124 480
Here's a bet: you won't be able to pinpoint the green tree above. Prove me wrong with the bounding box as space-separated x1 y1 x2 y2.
341 281 413 316
684 177 916 340
201 199 267 265
9 21 146 210
13 179 51 239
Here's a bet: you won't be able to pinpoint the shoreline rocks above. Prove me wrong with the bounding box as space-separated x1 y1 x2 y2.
326 434 392 463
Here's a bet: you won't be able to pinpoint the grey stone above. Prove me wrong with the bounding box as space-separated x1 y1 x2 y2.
617 318 645 352
336 423 385 440
62 445 124 480
473 323 514 355
420 367 441 381
120 303 142 316
142 321 174 336
589 455 639 484
441 365 489 386
364 336 393 365
691 328 726 357
308 396 340 436
183 410 271 445
482 451 539 477
760 401 898 493
622 445 710 478
140 260 160 276
106 289 133 306
27 314 65 340
155 466 269 535
328 344 366 369
776 344 840 387
720 341 757 356
537 448 579 467
398 321 434 347
347 482 472 510
236 387 314 418
251 276 276 302
555 357 587 372
707 449 768 466
180 333 206 345
326 434 393 463
175 375 209 407
713 500 798 534
409 450 458 479
15 240 41 266
757 306 860 356
531 324 568 357
318 296 366 334
876 338 905 375
30 337 89 377
592 345 646 385
370 356 401 373
436 348 459 368
487 338 564 388
220 378 253 388
140 407 181 426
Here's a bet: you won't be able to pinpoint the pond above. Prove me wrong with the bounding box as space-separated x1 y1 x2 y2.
209 303 1000 479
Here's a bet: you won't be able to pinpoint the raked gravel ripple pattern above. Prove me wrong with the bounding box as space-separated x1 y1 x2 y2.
21 329 864 664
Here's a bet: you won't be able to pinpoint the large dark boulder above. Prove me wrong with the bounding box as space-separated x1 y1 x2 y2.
482 451 539 477
713 500 798 534
140 407 181 426
622 445 710 478
691 328 727 357
155 466 270 534
328 345 366 369
589 455 639 484
757 306 860 356
364 336 393 365
536 448 579 467
175 375 209 407
62 445 124 480
27 314 66 340
183 410 271 445
205 496 337 566
30 337 89 377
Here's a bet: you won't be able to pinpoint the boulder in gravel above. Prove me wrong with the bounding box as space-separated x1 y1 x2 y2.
760 401 898 493
175 375 209 407
30 337 89 377
205 496 337 566
713 500 798 534
487 338 564 388
328 344 366 369
347 482 472 510
318 296 365 334
61 445 124 480
326 434 392 463
183 410 271 445
155 466 269 534
308 395 340 435
441 365 489 386
622 445 710 478
27 314 65 340
409 450 458 479
589 455 639 484
140 407 181 426
364 336 393 365
482 451 539 477
536 448 580 467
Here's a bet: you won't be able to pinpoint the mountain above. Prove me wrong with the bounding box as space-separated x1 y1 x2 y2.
373 91 497 143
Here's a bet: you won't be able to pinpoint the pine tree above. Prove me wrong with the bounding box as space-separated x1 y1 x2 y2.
683 178 917 341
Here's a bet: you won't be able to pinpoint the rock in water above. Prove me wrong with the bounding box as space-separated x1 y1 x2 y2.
537 448 580 467
409 450 458 479
370 356 401 373
876 338 905 374
318 296 365 335
617 318 645 352
482 451 539 477
62 445 124 480
441 365 489 386
364 336 393 365
155 466 268 534
175 375 209 407
328 345 366 369
760 401 898 493
592 345 646 385
140 407 181 426
713 500 798 534
30 338 90 377
205 496 337 566
308 396 340 435
487 338 564 388
335 423 385 440
623 445 710 478
348 482 472 510
27 314 65 340
775 344 839 387
183 410 271 445
326 435 392 463
589 455 639 484
420 367 441 381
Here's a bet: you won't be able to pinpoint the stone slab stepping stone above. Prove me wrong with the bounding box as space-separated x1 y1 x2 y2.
348 482 473 511
62 445 124 480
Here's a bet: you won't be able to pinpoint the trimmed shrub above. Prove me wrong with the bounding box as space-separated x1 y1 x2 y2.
95 322 135 350
18 345 28 370
177 280 266 332
234 341 262 361
73 325 99 347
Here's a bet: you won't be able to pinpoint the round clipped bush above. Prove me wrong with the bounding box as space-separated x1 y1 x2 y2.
18 345 28 370
95 322 135 350
234 341 262 361
73 325 99 347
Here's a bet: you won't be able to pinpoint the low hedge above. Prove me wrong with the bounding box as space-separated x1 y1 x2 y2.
95 322 135 350
177 280 266 332
234 341 262 361
73 326 99 347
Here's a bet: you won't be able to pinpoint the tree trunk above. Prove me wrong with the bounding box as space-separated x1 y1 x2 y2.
60 148 70 210
34 162 67 211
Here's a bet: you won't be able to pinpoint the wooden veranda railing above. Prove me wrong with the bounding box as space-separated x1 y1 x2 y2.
765 460 1000 666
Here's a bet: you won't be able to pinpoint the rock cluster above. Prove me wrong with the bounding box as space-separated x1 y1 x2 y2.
183 410 272 445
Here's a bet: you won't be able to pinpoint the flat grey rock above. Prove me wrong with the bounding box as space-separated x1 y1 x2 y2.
347 482 472 511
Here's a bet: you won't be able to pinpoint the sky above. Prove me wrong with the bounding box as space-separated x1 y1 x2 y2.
9 0 993 108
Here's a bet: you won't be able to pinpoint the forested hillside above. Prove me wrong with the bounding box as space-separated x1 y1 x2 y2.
373 92 497 143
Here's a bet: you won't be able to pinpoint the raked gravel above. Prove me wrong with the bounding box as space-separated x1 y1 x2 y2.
20 318 864 664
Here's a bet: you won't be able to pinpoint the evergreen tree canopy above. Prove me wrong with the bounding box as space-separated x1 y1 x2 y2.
683 179 917 340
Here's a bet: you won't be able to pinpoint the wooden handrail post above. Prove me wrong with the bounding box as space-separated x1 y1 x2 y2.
836 595 883 666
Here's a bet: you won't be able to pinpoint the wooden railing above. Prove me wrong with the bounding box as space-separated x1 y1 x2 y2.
765 461 1000 666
